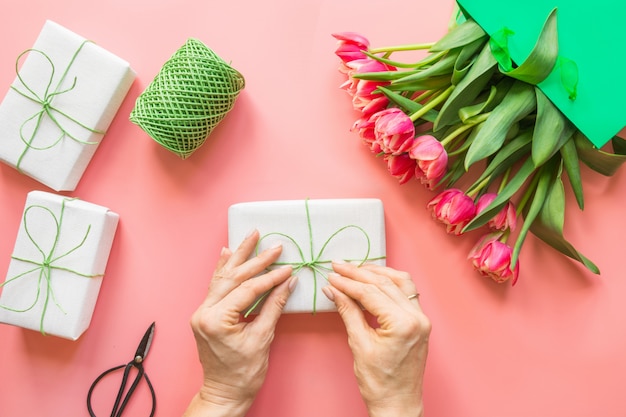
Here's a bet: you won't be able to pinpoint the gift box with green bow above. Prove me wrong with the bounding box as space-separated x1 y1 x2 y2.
0 20 135 191
228 199 387 314
0 191 119 340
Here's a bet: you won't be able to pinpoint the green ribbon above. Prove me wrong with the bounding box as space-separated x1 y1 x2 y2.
10 40 105 171
247 199 386 315
0 198 101 335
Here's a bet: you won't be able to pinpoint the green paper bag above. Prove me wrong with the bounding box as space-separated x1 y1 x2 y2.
457 0 626 148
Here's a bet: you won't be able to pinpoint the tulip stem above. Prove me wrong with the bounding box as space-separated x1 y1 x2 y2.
446 129 473 156
515 168 541 216
369 42 435 54
413 89 438 104
498 167 511 193
366 54 427 69
499 229 511 243
409 85 454 122
367 49 446 68
467 175 491 199
440 113 490 147
415 50 447 68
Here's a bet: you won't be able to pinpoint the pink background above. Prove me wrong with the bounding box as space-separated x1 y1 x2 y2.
1 1 626 416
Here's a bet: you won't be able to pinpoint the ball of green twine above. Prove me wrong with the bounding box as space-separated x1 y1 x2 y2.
130 38 245 159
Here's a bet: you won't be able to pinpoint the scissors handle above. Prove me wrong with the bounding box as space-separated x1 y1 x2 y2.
87 363 156 417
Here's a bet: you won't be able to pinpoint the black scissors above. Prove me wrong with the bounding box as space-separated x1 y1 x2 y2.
87 322 156 417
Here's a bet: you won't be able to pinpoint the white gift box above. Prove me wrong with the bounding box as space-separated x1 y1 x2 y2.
228 199 386 313
0 191 119 340
0 20 136 191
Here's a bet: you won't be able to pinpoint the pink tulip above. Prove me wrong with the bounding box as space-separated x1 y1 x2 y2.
373 108 415 155
332 32 370 64
340 58 394 116
385 153 416 184
427 188 476 235
351 116 382 153
476 193 517 232
359 95 390 117
468 234 520 284
408 135 448 189
340 58 388 95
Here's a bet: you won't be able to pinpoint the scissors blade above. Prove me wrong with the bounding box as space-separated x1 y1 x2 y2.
134 322 155 362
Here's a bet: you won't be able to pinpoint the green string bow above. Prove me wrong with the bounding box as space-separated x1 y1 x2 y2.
10 41 104 171
246 199 386 316
0 198 101 335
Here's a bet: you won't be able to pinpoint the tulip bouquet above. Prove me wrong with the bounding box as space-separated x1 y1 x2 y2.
332 9 626 285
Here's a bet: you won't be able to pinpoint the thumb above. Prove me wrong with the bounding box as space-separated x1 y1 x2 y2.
251 275 298 334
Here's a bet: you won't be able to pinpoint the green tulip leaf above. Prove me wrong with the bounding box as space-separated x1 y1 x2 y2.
612 135 626 155
386 74 451 92
434 42 497 130
450 37 488 85
575 131 626 176
490 8 558 85
363 48 447 71
400 36 485 87
559 136 584 209
464 80 536 169
481 77 515 113
529 167 600 274
451 62 472 85
458 85 497 122
431 18 487 51
464 156 536 232
532 88 575 166
466 130 532 195
393 49 461 84
512 157 559 266
376 86 438 123
440 157 467 188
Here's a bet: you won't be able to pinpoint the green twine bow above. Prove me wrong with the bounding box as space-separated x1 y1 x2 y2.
0 198 101 335
246 199 386 316
488 8 579 100
10 41 104 171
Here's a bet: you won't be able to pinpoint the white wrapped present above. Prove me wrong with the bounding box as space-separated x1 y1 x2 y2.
0 20 136 191
228 199 386 313
0 191 119 340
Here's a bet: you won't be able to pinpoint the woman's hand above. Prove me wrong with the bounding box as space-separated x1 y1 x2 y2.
183 230 296 417
322 262 431 417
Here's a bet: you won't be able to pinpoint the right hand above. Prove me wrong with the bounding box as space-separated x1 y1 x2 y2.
322 262 431 417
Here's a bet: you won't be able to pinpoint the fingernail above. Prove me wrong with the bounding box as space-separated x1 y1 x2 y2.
332 259 346 265
327 272 340 281
220 246 228 256
269 241 282 250
245 228 257 238
321 286 335 301
288 275 299 292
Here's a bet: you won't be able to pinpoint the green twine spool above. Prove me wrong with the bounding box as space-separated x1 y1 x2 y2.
130 38 245 159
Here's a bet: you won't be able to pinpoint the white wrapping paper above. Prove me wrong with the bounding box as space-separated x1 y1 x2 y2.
0 191 119 340
0 20 135 191
228 199 386 313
